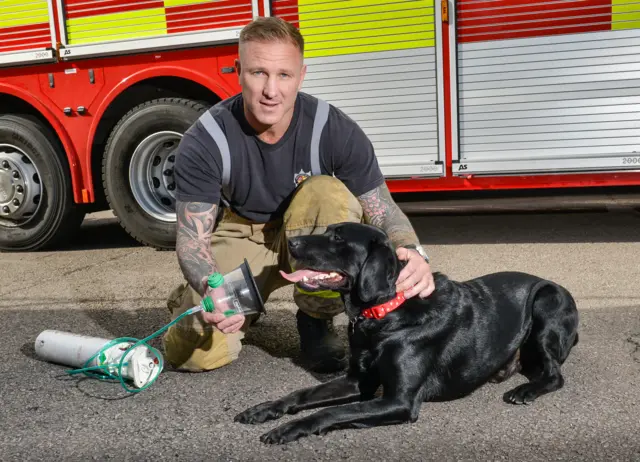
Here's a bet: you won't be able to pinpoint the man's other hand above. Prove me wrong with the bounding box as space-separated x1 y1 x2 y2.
395 247 435 299
202 310 245 334
201 286 245 333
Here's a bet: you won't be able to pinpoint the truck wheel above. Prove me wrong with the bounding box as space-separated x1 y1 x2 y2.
0 115 84 252
102 98 209 250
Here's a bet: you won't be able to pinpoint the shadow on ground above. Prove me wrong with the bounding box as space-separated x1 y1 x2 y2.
52 214 144 252
47 208 640 254
11 298 640 400
10 302 640 394
413 209 640 245
14 302 345 390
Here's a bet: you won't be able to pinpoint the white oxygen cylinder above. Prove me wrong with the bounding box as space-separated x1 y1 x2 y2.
35 330 114 368
34 330 159 388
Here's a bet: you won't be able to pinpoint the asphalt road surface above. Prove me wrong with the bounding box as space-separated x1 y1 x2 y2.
2 209 640 461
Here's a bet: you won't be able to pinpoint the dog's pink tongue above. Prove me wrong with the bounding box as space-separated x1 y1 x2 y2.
279 269 320 282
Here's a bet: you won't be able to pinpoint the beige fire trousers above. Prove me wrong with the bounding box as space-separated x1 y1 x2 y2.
162 175 364 372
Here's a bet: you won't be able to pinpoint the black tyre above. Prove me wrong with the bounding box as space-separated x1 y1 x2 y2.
0 114 85 252
102 98 209 250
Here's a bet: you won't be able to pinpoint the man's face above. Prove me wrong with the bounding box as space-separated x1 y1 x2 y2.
236 39 306 135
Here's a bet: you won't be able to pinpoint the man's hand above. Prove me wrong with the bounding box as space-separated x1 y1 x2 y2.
358 184 416 246
395 247 435 299
202 311 245 334
357 183 435 299
201 286 246 334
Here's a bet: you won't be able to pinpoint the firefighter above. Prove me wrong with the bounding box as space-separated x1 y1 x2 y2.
162 16 434 374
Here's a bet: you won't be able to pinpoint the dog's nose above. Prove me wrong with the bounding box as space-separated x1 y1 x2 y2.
288 238 301 251
288 238 302 257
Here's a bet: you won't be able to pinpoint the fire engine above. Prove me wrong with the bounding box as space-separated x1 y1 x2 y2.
1 0 639 251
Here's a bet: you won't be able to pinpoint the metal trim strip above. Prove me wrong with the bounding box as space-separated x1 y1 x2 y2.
449 0 460 162
452 156 640 176
59 27 241 59
435 0 446 172
55 0 68 45
0 48 55 67
379 161 444 178
47 0 57 47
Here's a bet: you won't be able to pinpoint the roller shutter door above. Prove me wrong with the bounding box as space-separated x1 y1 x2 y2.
0 0 56 67
452 0 640 175
57 0 259 59
274 0 446 178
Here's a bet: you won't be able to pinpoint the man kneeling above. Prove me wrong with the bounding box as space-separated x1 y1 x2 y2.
162 17 435 374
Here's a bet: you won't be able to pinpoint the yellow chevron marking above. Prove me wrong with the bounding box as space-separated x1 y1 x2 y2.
66 8 168 45
298 0 435 58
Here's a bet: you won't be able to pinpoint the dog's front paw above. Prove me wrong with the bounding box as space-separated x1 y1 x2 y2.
234 401 286 425
504 383 539 405
260 421 311 445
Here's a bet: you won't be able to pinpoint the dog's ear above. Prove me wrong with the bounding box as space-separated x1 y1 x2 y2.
356 241 397 305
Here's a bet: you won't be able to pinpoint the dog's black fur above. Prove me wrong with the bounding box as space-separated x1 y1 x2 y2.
235 223 579 444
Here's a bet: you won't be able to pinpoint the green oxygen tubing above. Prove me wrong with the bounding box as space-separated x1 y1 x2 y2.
64 272 229 393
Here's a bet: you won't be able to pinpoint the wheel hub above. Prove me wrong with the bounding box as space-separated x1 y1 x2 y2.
129 131 181 222
0 168 12 203
0 147 41 222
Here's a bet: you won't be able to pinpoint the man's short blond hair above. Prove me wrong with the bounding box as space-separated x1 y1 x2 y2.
239 16 304 56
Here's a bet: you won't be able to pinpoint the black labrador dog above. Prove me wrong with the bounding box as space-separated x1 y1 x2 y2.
235 222 579 444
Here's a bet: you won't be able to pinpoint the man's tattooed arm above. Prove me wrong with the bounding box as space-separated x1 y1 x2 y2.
357 183 419 249
176 200 219 296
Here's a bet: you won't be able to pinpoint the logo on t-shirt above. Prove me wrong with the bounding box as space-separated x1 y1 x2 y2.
293 169 312 187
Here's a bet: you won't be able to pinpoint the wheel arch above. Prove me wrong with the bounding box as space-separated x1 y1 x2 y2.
86 67 231 209
0 86 84 202
101 96 210 250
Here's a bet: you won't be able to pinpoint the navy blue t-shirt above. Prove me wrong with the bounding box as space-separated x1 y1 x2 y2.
173 91 385 223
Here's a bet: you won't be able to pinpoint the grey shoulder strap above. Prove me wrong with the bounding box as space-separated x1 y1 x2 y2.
198 99 329 194
310 98 330 176
198 110 231 198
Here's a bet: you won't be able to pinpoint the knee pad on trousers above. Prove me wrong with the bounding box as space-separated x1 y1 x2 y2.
162 326 243 372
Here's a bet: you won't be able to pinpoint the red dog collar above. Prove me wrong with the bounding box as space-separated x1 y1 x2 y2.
361 293 407 319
